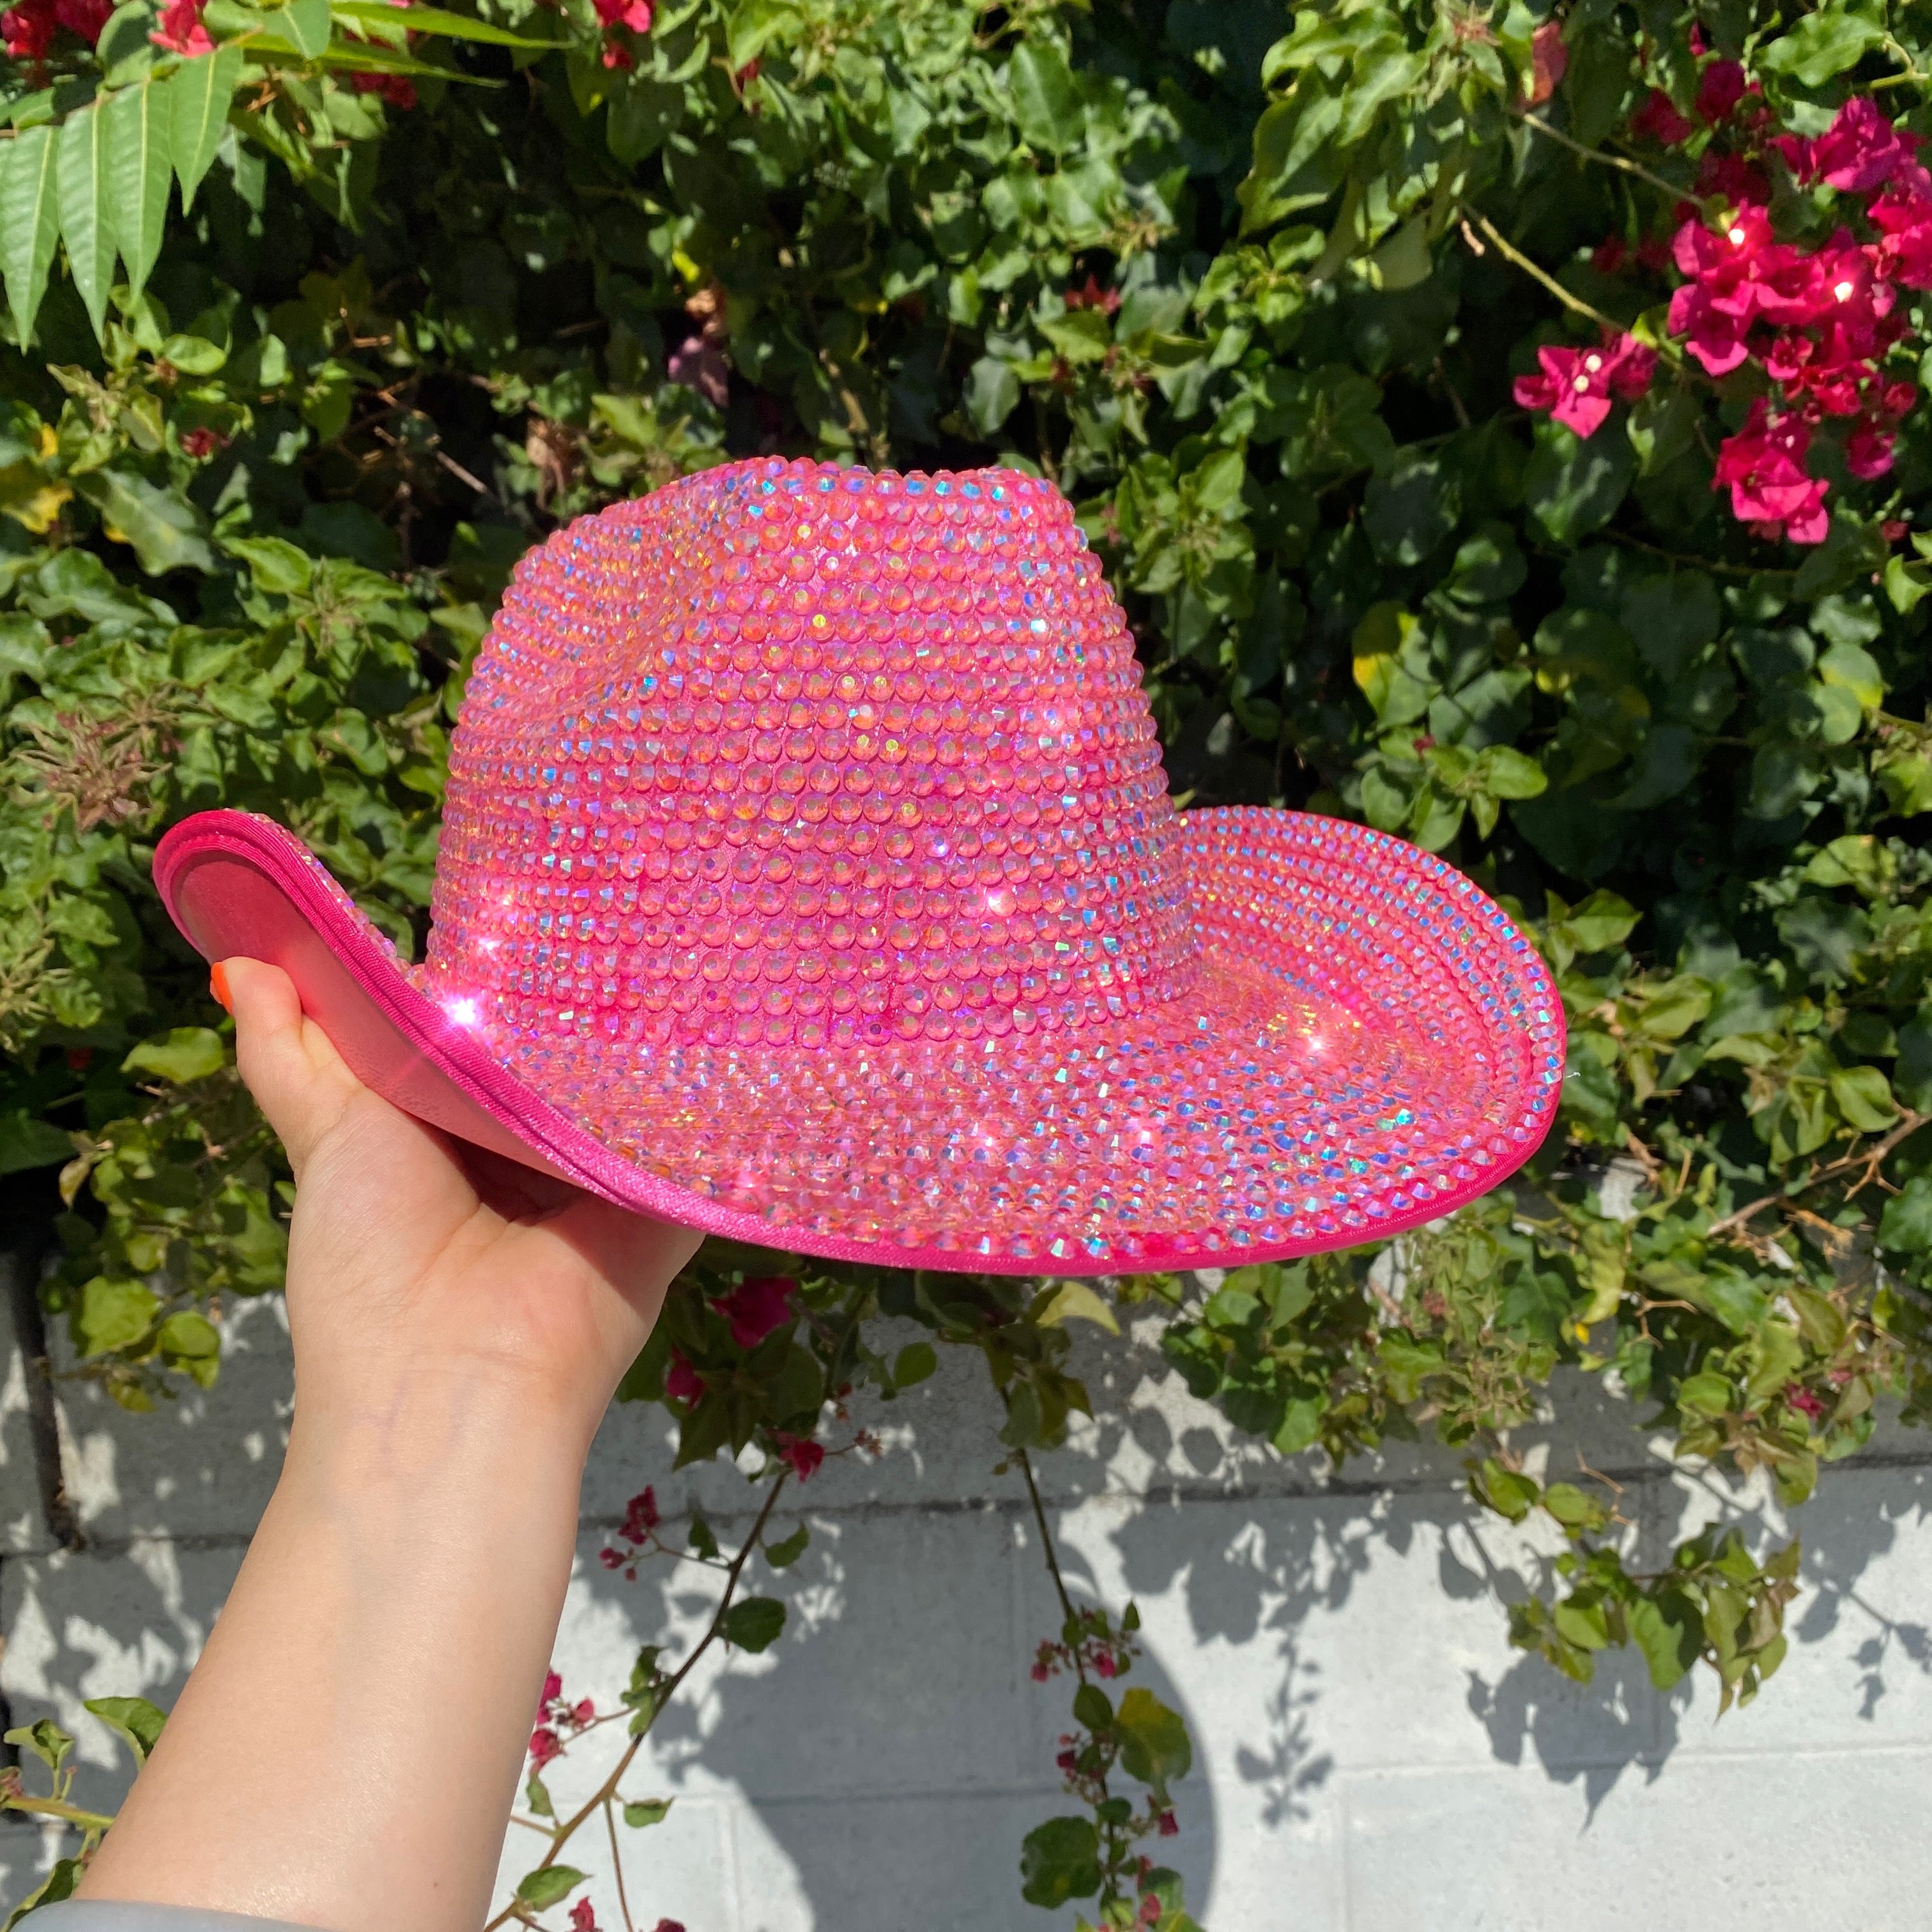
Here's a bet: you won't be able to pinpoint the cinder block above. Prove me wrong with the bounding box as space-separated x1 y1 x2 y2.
1342 1748 1932 1932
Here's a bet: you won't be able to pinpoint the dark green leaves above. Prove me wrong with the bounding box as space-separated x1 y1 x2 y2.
0 125 60 348
105 80 172 307
1020 1816 1103 1906
56 105 113 342
1009 42 1082 153
82 1696 165 1765
165 46 244 208
721 1596 786 1653
1524 419 1635 545
514 1867 586 1911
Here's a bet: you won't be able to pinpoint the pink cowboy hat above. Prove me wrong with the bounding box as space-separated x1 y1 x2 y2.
155 457 1562 1275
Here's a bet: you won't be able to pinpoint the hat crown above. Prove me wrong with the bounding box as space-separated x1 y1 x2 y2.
427 457 1196 1052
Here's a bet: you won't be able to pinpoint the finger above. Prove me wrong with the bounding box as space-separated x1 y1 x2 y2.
218 957 361 1177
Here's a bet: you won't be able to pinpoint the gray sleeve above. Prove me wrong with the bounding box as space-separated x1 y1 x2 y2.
28 1905 324 1931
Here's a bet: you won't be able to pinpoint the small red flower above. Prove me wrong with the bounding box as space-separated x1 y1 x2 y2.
1630 88 1696 148
1031 1661 1050 1682
148 0 211 54
569 1901 599 1932
178 426 228 460
351 72 417 109
1064 272 1123 316
621 1485 661 1544
1092 1651 1118 1680
1786 1384 1828 1421
1696 59 1749 125
652 1921 688 1932
1883 519 1910 542
664 1349 705 1403
64 1047 92 1072
1156 1809 1179 1837
717 1275 797 1348
772 1432 825 1481
540 1668 563 1708
528 1726 562 1769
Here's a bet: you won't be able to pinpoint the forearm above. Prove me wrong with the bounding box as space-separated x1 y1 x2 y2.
79 1376 590 1932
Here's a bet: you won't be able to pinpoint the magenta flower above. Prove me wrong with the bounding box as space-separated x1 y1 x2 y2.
1630 88 1696 147
620 1485 661 1543
1712 402 1829 544
1696 59 1749 124
717 1275 797 1348
772 1431 824 1481
528 1726 563 1769
149 0 211 54
1846 418 1898 480
1787 96 1926 194
664 1349 705 1402
1512 332 1657 437
569 1901 600 1932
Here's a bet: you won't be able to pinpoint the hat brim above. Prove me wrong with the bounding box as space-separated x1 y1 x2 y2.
154 808 1561 1277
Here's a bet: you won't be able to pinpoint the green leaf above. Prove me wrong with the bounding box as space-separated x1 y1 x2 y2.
4 1718 72 1772
892 1341 937 1388
964 356 1020 436
57 104 115 344
82 1695 165 1766
1114 1687 1192 1788
1071 1681 1114 1729
257 0 331 57
331 0 558 45
1009 40 1082 153
1758 9 1885 86
0 1109 73 1177
721 1595 786 1653
76 1276 160 1354
0 123 61 348
1019 1815 1103 1907
622 1797 672 1827
223 533 314 594
77 464 215 573
1879 1177 1932 1255
123 1027 226 1083
105 77 173 307
1628 1595 1701 1690
1524 418 1634 546
165 45 245 210
1676 1370 1732 1417
525 1771 554 1818
1830 1064 1896 1133
514 1867 586 1911
763 1522 809 1568
1032 1279 1119 1334
157 1309 220 1365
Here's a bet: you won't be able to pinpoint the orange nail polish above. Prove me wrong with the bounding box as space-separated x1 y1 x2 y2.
210 962 232 1013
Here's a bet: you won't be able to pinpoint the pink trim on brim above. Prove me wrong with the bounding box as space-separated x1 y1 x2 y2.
154 809 1560 1277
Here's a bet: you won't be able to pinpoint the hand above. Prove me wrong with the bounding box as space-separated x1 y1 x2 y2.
220 954 699 1455
77 958 698 1931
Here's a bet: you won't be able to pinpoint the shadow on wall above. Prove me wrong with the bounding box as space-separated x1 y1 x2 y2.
1 1285 1929 1925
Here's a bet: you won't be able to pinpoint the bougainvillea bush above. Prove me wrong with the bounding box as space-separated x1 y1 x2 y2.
5 0 1932 1922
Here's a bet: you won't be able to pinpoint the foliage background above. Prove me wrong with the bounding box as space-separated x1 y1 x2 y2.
4 0 1932 1920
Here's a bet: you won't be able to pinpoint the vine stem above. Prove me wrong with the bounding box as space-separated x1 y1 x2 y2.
1461 208 1645 348
481 1471 790 1932
1706 1110 1931 1245
1017 1445 1085 1683
1514 110 1707 208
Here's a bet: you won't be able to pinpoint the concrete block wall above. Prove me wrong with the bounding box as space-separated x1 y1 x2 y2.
1 1268 1928 1931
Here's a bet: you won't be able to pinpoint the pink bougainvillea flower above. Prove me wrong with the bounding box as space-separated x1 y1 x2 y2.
1696 59 1749 124
664 1349 705 1403
1512 332 1657 438
1846 418 1898 480
569 1901 599 1932
772 1431 824 1481
717 1275 797 1348
52 0 108 38
620 1485 661 1544
177 425 227 459
351 71 418 108
1156 1810 1179 1837
540 1668 564 1708
1712 401 1829 544
528 1726 563 1768
1868 183 1932 288
1695 148 1770 208
591 0 651 27
1794 95 1925 194
1785 1384 1827 1421
149 0 211 54
1 0 56 59
651 1920 688 1932
1630 88 1696 147
1523 19 1566 106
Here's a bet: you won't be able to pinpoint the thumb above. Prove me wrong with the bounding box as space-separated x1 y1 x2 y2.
217 957 361 1178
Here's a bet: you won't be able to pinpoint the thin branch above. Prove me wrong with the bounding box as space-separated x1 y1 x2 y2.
1462 209 1639 345
1515 109 1706 207
1018 1444 1083 1678
482 1474 788 1932
1706 1110 1932 1246
604 1794 636 1932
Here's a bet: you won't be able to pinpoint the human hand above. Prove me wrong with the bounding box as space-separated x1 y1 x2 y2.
217 954 700 1457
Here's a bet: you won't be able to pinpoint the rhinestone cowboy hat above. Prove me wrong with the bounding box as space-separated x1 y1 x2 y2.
154 456 1562 1275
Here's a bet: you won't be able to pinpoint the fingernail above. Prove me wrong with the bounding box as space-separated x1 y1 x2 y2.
210 962 232 1013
